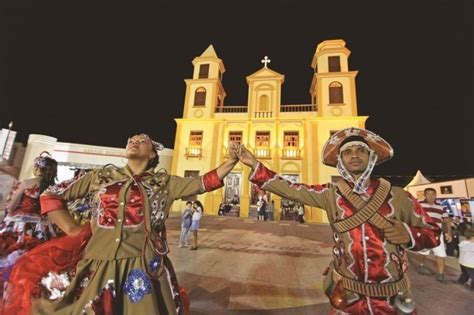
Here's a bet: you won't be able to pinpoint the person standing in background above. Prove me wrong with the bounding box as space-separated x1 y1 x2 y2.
457 227 474 291
179 201 193 248
417 188 452 284
190 200 204 250
266 200 275 221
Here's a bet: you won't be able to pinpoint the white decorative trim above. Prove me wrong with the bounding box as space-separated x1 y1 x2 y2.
409 196 425 223
339 141 370 152
402 222 416 250
335 192 346 219
201 175 206 191
381 239 394 284
261 174 281 190
381 192 395 284
164 265 181 314
361 223 369 283
366 296 374 315
386 296 395 311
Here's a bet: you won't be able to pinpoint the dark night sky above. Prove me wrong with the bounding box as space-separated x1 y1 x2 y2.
1 0 473 179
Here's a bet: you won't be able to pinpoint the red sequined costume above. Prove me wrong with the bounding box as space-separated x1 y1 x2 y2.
4 166 223 315
250 162 440 315
0 178 58 299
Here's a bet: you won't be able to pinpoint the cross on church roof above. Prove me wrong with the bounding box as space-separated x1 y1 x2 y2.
261 56 271 68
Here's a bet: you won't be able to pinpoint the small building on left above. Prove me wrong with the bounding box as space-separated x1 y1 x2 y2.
0 130 173 182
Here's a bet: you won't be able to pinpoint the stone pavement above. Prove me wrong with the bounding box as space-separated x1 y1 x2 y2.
166 215 473 315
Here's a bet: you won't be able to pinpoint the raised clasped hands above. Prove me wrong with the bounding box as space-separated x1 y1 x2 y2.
226 142 259 170
235 144 259 169
228 141 240 163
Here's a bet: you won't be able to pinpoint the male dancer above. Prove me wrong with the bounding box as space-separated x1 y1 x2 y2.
237 128 440 315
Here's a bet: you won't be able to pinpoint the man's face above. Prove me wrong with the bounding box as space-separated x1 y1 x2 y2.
340 145 370 175
424 190 437 204
125 135 155 160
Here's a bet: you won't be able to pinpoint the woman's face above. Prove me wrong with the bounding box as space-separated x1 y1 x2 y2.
32 166 42 177
125 134 155 161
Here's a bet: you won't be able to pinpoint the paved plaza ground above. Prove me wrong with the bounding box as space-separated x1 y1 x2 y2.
166 215 473 315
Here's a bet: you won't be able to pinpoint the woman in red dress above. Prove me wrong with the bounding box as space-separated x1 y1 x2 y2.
4 135 239 315
0 152 58 298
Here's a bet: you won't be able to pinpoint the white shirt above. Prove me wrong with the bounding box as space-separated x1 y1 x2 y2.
192 207 202 221
459 240 474 268
297 206 305 215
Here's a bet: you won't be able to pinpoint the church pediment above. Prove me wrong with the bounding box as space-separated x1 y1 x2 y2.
246 67 284 83
248 67 283 78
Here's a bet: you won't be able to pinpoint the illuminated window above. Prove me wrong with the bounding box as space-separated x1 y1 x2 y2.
189 131 203 146
186 131 203 158
284 131 299 147
255 131 270 147
282 131 300 159
229 131 242 145
329 82 343 104
194 87 206 106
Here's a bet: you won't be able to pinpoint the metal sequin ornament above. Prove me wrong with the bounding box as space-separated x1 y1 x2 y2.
123 269 153 303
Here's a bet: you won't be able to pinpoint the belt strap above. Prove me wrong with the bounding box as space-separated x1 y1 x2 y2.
333 178 392 233
332 269 410 297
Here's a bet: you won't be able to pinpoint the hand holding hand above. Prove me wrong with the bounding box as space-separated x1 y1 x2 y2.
228 141 239 162
237 145 259 169
382 218 411 245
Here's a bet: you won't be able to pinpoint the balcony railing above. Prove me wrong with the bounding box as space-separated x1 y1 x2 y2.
254 147 271 159
215 104 316 114
254 111 273 118
280 104 317 112
282 148 301 159
215 106 248 113
185 147 202 158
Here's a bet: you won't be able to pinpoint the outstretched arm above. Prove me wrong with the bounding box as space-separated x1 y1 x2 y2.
170 142 239 200
216 142 239 179
238 145 329 209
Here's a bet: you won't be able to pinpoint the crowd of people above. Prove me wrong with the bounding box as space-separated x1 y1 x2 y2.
0 128 472 314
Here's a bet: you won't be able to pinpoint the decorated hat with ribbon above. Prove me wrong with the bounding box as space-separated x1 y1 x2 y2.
322 127 394 167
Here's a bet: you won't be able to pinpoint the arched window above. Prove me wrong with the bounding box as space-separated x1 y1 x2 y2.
259 95 269 111
329 82 343 104
194 87 206 106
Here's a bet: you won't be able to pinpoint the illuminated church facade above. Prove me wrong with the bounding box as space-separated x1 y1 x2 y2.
171 39 367 223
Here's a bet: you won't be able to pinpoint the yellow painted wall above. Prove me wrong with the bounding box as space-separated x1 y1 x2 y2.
171 40 368 223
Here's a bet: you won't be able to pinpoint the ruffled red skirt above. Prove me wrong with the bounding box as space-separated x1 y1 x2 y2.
2 224 92 315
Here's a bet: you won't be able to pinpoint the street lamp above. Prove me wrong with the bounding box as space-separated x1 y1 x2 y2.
1 121 14 165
